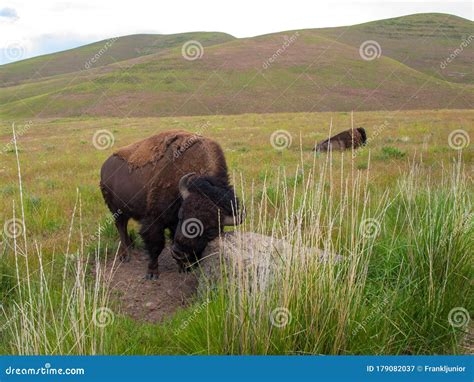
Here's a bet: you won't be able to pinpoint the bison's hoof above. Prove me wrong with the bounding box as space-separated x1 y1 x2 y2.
145 273 159 280
119 254 131 263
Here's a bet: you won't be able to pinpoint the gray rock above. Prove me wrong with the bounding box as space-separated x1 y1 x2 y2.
196 231 341 292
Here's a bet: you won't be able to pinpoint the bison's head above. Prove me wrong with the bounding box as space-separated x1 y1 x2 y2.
172 173 243 270
314 139 329 152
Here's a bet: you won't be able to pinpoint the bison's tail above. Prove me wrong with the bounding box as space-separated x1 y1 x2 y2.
357 127 367 145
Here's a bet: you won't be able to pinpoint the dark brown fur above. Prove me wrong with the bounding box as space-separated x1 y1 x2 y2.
100 130 240 279
314 127 367 152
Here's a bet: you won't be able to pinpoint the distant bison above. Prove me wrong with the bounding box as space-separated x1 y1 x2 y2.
314 127 367 152
100 130 243 280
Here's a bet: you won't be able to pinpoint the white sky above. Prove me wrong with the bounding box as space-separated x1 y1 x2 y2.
0 0 472 65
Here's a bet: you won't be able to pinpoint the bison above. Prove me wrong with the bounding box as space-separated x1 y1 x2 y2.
314 127 367 152
100 130 243 280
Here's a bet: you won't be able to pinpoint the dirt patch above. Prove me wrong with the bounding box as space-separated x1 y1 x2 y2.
109 247 198 323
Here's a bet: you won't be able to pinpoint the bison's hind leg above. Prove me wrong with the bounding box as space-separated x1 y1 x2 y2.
115 215 133 262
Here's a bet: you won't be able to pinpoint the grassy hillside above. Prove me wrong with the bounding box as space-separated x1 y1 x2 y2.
0 32 235 87
318 13 474 84
0 13 472 118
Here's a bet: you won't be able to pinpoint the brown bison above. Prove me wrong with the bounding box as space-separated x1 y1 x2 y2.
314 127 367 152
100 130 243 280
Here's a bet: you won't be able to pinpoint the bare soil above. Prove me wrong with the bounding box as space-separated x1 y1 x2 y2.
108 247 198 323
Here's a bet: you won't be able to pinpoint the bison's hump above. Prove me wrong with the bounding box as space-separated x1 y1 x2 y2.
113 130 205 169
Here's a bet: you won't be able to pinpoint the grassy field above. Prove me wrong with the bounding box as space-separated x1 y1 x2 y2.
0 109 472 355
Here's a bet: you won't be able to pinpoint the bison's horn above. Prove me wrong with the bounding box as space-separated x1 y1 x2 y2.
179 172 195 200
222 206 246 226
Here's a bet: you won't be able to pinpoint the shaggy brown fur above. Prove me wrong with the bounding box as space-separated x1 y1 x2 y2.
100 130 240 280
115 130 222 171
314 127 367 152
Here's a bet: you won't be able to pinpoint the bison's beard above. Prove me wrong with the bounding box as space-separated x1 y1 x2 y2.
171 245 201 272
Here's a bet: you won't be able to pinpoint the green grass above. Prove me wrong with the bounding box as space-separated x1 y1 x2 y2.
1 153 471 355
0 110 472 355
379 146 406 159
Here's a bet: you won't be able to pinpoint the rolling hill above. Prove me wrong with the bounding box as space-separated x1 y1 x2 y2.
318 13 474 84
0 32 235 87
0 13 472 119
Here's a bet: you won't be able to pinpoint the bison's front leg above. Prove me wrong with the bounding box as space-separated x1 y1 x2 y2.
140 220 165 280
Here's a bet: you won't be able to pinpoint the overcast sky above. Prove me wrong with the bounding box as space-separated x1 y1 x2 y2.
0 0 472 65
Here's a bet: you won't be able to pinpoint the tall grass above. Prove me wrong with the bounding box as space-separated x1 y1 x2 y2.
1 129 117 355
175 154 472 355
1 128 471 355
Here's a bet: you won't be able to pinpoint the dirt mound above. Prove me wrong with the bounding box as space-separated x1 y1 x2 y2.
109 248 198 323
